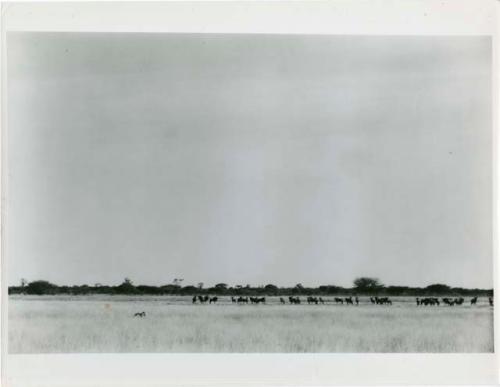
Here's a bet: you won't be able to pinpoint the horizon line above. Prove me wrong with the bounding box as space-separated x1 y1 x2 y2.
7 279 494 291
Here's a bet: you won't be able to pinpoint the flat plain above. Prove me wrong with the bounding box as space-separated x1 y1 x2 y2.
8 295 493 353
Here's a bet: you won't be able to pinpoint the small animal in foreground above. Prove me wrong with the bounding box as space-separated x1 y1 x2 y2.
134 312 146 317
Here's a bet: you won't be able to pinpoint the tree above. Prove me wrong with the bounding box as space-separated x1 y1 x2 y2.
197 282 204 290
264 284 278 290
353 277 384 293
319 285 342 294
214 283 228 290
425 284 451 294
180 285 198 294
26 280 58 295
386 286 410 295
115 278 138 294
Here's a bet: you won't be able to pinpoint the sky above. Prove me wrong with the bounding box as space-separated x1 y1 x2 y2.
6 33 492 288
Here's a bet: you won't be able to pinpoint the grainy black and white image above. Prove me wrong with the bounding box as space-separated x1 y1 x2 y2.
6 33 493 353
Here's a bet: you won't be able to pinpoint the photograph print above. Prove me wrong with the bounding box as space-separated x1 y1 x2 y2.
5 32 494 353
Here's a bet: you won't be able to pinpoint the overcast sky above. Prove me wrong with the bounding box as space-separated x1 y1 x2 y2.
7 33 492 288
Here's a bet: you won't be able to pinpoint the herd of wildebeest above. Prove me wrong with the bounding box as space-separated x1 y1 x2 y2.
133 295 493 317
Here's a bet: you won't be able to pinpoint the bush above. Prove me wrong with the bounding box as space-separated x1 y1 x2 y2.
26 280 58 295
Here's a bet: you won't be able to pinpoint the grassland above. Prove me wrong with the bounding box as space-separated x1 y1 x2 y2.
8 296 493 353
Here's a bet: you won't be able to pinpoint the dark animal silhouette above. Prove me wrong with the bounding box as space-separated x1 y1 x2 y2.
319 297 325 304
374 297 392 305
198 295 209 304
420 297 439 306
442 298 453 306
237 296 249 304
289 296 301 304
280 297 286 304
231 296 237 303
355 296 359 305
489 297 493 306
307 296 319 305
334 297 344 304
416 298 420 306
134 312 146 317
209 296 218 304
370 297 376 304
443 297 464 306
470 296 478 305
192 296 197 304
345 297 353 305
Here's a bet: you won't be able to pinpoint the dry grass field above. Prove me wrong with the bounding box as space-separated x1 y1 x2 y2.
8 296 493 353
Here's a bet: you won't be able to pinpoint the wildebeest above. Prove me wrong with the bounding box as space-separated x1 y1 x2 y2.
307 296 319 305
250 297 265 304
197 295 209 304
419 297 439 306
442 298 453 306
489 297 494 306
134 312 146 317
280 297 286 304
192 296 197 304
231 296 237 303
470 296 478 305
209 296 218 304
345 297 354 305
334 297 344 304
374 297 392 305
237 296 249 304
355 296 359 305
370 297 376 304
442 297 464 306
319 297 325 304
289 296 301 304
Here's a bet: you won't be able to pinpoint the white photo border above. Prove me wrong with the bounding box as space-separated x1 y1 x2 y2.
1 1 498 386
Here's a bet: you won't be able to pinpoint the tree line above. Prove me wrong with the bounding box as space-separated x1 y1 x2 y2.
8 277 493 297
